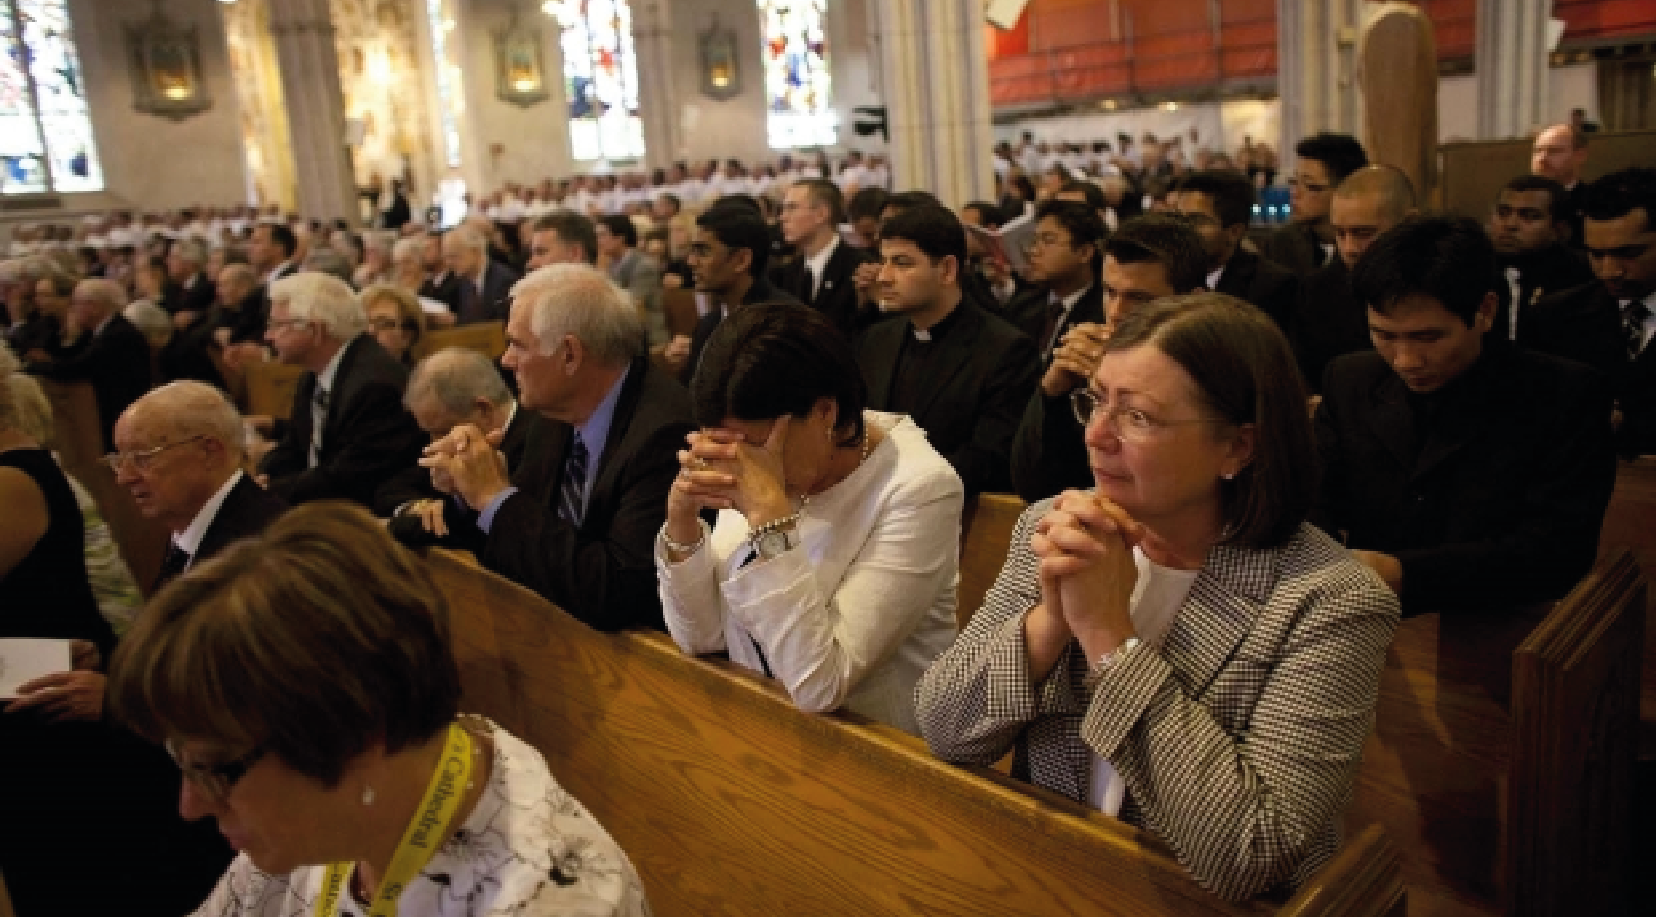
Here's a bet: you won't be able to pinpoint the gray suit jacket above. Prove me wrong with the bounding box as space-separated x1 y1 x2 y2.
916 505 1399 901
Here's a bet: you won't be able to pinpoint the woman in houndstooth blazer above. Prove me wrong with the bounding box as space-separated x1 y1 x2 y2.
916 293 1400 902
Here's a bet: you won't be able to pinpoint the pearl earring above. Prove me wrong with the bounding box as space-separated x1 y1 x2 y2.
361 786 376 806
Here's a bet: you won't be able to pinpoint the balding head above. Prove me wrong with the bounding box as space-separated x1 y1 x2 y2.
1532 124 1588 187
114 382 247 533
405 347 514 440
1332 166 1417 268
442 226 488 279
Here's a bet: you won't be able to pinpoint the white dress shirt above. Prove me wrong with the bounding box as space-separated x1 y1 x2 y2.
802 234 839 301
656 412 963 734
172 470 244 572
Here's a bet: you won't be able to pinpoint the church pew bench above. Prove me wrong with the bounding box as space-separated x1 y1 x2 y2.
424 549 1405 917
1345 551 1644 917
956 492 1026 629
242 360 306 422
409 320 506 364
1594 456 1654 748
36 379 169 595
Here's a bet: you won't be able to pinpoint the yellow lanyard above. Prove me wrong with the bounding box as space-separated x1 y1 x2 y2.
314 723 474 917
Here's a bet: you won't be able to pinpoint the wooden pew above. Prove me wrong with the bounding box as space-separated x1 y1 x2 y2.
424 549 1404 917
409 320 506 364
661 288 699 339
242 360 306 421
1346 551 1645 917
36 379 169 595
1595 456 1655 743
957 492 1026 629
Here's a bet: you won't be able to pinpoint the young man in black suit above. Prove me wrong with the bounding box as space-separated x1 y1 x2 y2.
1311 216 1615 614
858 204 1039 497
418 263 696 632
1488 174 1597 343
773 178 876 335
257 272 426 508
1169 169 1300 335
1524 168 1655 457
1009 213 1208 503
675 202 801 383
999 199 1106 355
25 278 151 451
1259 131 1367 277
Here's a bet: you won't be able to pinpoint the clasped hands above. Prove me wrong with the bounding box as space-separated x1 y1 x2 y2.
664 418 793 548
1029 490 1144 661
419 424 510 513
1041 322 1110 397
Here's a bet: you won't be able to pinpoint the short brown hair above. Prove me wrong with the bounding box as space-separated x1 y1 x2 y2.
108 501 459 786
1103 292 1316 547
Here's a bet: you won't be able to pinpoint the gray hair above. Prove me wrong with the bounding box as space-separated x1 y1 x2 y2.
76 278 127 314
405 347 511 418
444 225 487 254
514 263 643 366
270 272 366 340
124 299 173 348
133 381 247 461
301 246 354 284
172 239 207 266
391 236 424 265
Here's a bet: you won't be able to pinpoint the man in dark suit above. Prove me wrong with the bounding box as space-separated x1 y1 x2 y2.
1311 216 1615 614
104 380 287 912
772 178 877 335
379 346 543 520
249 222 299 287
1259 132 1368 277
1487 174 1596 342
419 264 696 631
161 238 216 322
858 204 1039 497
418 231 463 309
1010 213 1208 503
1294 165 1415 393
443 225 520 325
25 278 151 451
380 178 412 230
677 203 801 383
1525 167 1655 457
999 199 1106 354
257 272 426 507
1170 169 1300 334
1530 124 1590 248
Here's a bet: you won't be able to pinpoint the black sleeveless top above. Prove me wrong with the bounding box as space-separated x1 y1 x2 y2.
0 447 114 655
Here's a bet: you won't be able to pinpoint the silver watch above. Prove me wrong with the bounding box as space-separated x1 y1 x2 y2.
752 526 798 560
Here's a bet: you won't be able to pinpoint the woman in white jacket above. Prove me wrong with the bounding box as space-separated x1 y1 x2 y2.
656 302 961 733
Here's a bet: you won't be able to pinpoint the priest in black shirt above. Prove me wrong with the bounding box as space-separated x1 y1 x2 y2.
857 204 1039 498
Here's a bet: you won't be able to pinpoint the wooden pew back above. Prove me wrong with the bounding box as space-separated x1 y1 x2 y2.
957 492 1026 629
424 550 1403 917
660 288 699 338
410 320 506 364
1595 457 1654 741
243 361 306 421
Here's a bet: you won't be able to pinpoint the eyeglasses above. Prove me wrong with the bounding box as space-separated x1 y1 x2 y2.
104 435 207 473
166 740 265 803
1070 390 1211 443
369 317 416 332
267 318 316 333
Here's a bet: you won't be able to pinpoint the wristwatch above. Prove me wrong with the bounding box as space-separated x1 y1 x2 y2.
1084 637 1142 692
749 512 801 561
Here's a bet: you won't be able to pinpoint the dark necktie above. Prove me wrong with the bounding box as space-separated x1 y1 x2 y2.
309 385 330 468
1040 296 1067 358
1625 300 1650 359
557 432 589 525
155 543 191 591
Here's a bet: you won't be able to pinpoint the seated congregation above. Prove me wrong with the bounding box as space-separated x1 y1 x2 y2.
0 129 1649 917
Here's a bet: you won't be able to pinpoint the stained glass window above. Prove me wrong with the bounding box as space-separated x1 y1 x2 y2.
0 0 99 194
759 0 836 149
550 0 644 162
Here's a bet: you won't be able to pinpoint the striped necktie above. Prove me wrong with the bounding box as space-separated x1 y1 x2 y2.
557 432 588 525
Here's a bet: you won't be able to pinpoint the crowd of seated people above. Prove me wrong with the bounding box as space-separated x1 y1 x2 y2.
0 120 1650 916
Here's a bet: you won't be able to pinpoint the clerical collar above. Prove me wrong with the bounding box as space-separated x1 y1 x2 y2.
911 302 965 343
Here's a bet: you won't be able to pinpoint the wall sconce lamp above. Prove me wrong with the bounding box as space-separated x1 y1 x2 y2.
699 14 740 101
494 6 549 108
126 0 212 121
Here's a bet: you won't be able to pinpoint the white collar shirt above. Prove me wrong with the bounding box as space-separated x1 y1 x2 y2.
172 469 244 569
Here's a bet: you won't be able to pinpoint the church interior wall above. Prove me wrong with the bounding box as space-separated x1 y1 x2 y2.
668 0 772 168
68 0 249 212
452 0 576 192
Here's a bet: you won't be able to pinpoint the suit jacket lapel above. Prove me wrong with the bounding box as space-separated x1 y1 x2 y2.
320 336 364 454
1160 543 1276 699
587 358 650 510
1365 371 1418 475
863 321 902 407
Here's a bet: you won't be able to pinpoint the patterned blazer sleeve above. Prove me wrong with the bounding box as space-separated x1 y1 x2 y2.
915 501 1084 764
1081 540 1399 901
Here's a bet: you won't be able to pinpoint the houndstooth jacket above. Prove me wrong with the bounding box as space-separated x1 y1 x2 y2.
915 501 1400 902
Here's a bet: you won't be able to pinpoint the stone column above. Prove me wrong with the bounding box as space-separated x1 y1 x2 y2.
267 0 358 224
1276 0 1363 171
872 0 994 208
1475 0 1551 139
632 0 681 171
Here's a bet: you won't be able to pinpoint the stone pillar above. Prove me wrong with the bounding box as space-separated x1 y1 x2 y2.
267 0 358 224
632 0 681 172
1276 0 1363 171
872 0 993 208
1475 0 1551 139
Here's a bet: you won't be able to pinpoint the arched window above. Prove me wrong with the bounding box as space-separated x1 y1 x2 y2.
551 0 644 163
0 0 101 194
758 0 835 150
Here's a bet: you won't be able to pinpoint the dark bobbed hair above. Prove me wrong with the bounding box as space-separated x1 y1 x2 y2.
793 178 848 225
1350 215 1495 327
695 204 772 277
1499 174 1573 226
877 204 967 268
533 210 599 264
107 502 461 787
1581 166 1655 229
1104 292 1316 548
690 302 866 449
597 213 638 248
1174 169 1256 229
1105 213 1210 294
1294 132 1369 184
